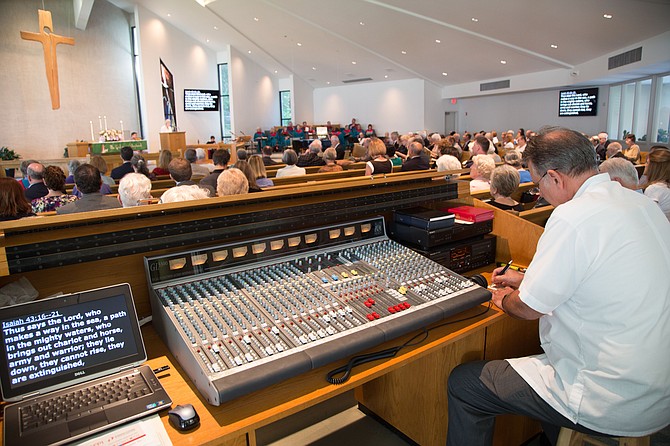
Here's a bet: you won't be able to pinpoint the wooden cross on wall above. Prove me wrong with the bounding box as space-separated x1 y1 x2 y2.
20 9 75 110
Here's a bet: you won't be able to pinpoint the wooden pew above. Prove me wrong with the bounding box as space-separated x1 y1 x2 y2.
519 205 554 227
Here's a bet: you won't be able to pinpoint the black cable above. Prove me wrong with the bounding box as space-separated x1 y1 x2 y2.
326 300 493 385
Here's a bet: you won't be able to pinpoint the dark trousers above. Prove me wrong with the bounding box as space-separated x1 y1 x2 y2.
446 360 609 446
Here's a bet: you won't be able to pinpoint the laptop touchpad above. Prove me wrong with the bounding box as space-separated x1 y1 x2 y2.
68 411 109 436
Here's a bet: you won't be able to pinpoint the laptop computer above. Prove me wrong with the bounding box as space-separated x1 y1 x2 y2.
0 283 172 446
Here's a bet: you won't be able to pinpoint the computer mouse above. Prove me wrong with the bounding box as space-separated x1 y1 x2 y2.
168 403 200 431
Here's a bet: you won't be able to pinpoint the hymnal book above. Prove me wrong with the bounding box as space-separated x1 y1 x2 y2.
444 206 494 223
394 207 455 230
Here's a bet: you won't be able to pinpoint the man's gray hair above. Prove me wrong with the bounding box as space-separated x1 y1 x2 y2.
524 127 598 177
309 139 322 153
599 158 639 190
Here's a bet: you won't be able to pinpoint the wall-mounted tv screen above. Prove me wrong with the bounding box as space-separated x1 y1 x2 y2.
558 88 598 117
184 89 219 111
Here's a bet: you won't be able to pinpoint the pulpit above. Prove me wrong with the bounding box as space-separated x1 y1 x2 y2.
160 131 186 152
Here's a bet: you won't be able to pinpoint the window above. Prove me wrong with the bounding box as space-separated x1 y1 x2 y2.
218 63 231 140
652 75 670 143
280 90 291 126
607 73 670 143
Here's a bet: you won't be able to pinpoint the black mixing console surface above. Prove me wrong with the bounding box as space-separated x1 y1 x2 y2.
144 217 491 405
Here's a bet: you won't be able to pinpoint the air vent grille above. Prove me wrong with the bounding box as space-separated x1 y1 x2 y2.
342 77 373 84
480 80 510 91
608 47 642 70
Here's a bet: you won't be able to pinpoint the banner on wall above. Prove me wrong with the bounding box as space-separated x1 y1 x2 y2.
160 59 177 129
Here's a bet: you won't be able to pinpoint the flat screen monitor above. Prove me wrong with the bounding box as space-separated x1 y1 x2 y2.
558 88 598 117
184 89 220 112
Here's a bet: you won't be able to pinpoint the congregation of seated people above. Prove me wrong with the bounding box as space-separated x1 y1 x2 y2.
5 125 668 222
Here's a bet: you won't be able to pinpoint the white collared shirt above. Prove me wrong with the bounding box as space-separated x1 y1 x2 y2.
508 174 670 436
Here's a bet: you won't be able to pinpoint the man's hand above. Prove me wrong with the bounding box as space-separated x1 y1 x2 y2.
492 267 524 289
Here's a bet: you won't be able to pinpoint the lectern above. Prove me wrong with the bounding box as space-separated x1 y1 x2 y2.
160 131 186 153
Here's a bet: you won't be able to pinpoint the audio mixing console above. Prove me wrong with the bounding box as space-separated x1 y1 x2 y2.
144 217 491 405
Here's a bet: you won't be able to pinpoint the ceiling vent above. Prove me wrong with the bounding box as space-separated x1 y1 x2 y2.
342 77 373 84
608 47 642 70
480 80 510 91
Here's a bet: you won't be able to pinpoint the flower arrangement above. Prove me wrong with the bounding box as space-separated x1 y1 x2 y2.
99 129 122 141
0 146 21 161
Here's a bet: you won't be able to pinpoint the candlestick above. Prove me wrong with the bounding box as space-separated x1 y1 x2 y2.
120 120 124 138
104 116 108 131
98 116 102 132
90 121 94 141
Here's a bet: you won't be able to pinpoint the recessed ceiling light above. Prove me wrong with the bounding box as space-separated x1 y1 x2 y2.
435 39 441 43
603 13 612 19
213 26 218 30
327 81 330 85
206 39 210 43
442 72 448 76
500 60 507 64
274 70 278 74
351 61 357 65
312 67 316 70
471 17 478 22
550 44 558 49
359 21 365 26
401 50 407 55
254 17 259 21
247 50 252 54
297 42 302 46
167 13 171 17
384 75 388 79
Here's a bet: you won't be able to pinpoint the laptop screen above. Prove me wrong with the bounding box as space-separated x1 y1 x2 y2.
0 284 146 401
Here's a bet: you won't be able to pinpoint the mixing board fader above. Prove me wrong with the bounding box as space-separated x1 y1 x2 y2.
144 217 491 405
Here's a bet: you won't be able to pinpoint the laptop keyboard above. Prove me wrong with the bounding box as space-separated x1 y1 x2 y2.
19 372 152 433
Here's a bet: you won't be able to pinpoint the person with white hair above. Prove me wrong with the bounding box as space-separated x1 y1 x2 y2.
469 154 495 192
605 141 624 159
504 150 532 183
159 184 210 204
595 132 609 161
118 173 152 207
195 147 215 173
217 167 249 196
297 139 325 167
599 157 640 191
330 135 345 160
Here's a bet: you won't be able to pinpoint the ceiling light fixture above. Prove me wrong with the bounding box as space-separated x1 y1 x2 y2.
297 42 302 46
401 50 407 55
442 72 448 76
206 39 210 43
471 17 478 22
312 67 316 70
359 21 365 26
384 75 388 79
435 39 441 43
352 61 357 65
167 13 171 17
550 44 558 49
500 60 507 64
254 17 259 22
327 81 331 85
213 26 218 30
193 0 217 6
274 70 278 74
603 13 613 19
247 50 251 54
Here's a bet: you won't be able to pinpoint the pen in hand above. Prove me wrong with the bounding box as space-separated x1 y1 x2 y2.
500 259 513 275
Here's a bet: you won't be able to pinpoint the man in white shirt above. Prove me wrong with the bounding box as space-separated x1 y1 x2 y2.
446 127 670 445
